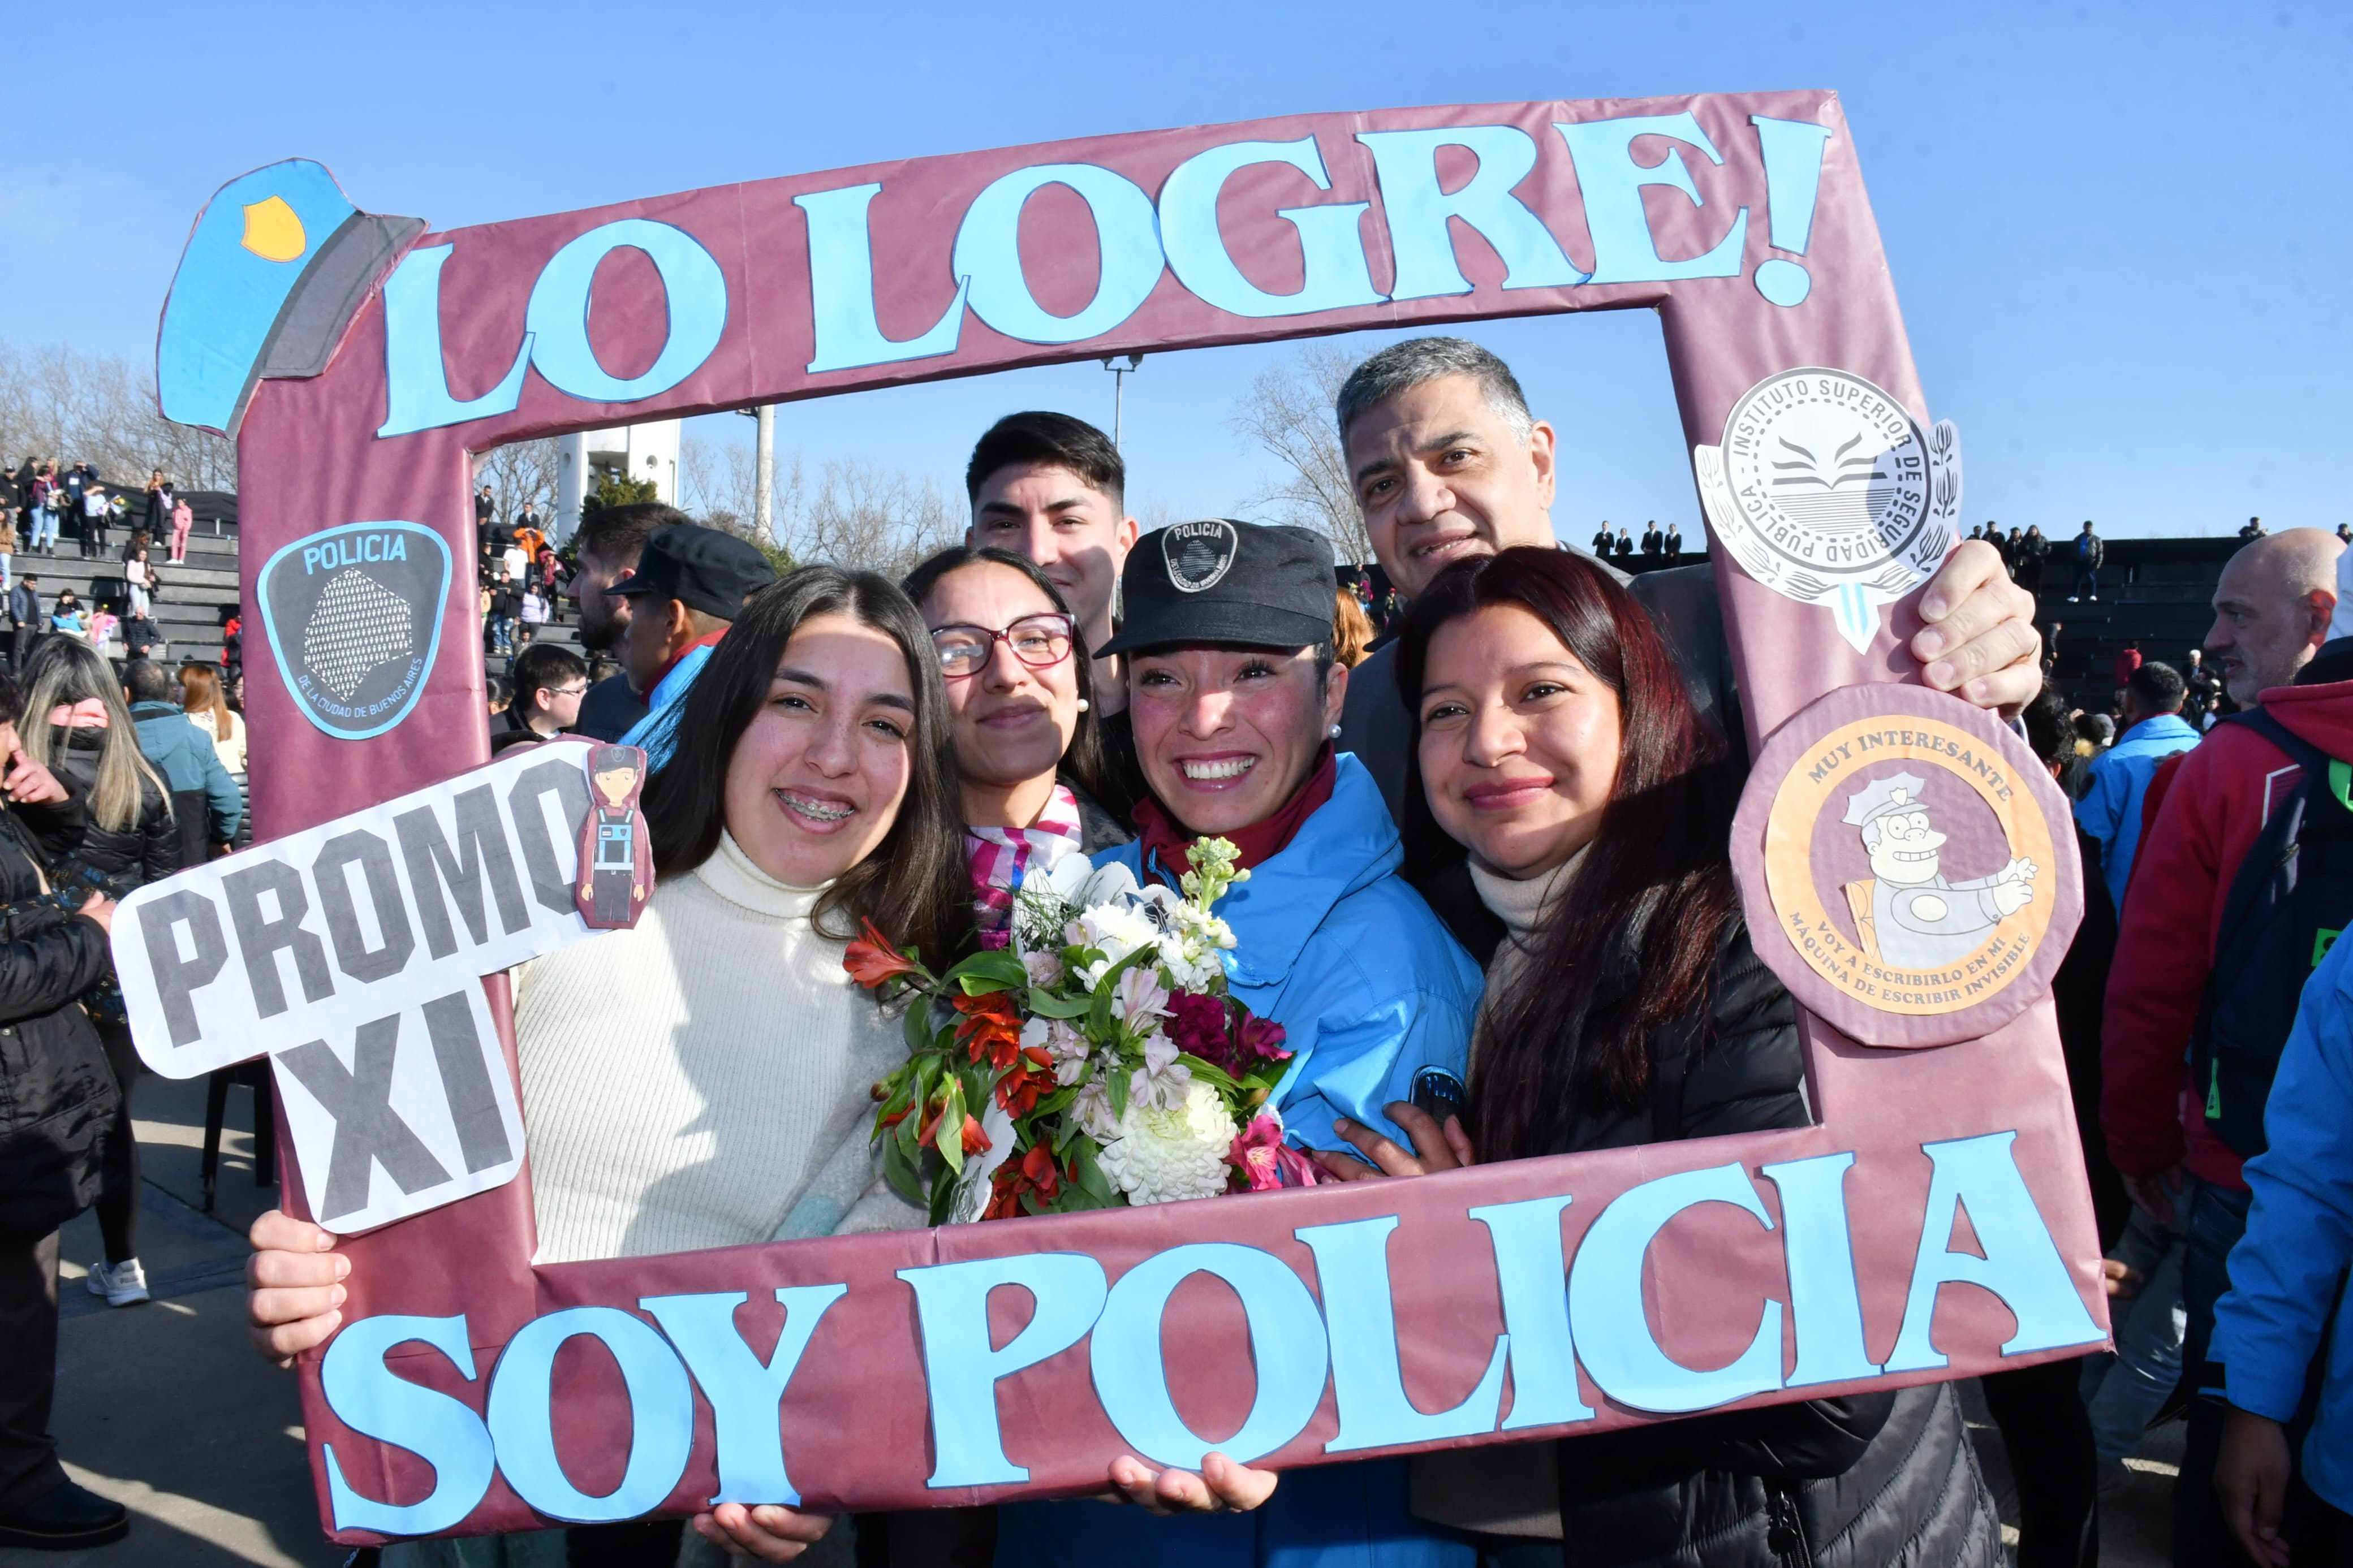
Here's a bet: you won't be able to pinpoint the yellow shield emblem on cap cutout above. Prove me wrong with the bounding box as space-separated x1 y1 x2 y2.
239 195 308 263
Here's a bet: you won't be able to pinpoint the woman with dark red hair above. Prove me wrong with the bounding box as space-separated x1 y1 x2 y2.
1312 546 2005 1568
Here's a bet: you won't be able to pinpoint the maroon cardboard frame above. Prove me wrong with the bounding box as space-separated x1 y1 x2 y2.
171 92 2108 1542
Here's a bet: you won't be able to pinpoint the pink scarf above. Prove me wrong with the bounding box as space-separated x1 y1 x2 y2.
964 785 1085 949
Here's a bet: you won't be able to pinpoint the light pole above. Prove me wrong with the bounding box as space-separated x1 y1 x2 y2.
1102 353 1144 448
736 405 776 537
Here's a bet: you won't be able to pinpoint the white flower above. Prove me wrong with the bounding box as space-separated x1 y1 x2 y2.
1020 948 1065 987
1097 1078 1240 1205
1116 967 1171 1027
1072 1080 1119 1139
1128 1031 1191 1111
1023 1015 1092 1085
1068 901 1163 988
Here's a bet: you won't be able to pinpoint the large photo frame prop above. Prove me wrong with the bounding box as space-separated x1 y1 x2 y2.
155 92 2108 1542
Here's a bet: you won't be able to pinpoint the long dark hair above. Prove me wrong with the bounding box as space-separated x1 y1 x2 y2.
1397 547 1738 1159
641 565 973 966
901 545 1123 817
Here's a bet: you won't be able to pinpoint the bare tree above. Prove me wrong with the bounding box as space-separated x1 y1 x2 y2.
0 337 237 491
1226 343 1368 564
474 438 559 524
783 457 962 580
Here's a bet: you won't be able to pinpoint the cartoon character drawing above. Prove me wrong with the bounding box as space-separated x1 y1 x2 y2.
1841 772 2036 969
576 744 652 930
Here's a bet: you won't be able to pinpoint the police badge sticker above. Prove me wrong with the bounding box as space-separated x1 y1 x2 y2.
1693 368 1962 654
257 521 452 740
1731 683 2083 1048
1161 519 1240 593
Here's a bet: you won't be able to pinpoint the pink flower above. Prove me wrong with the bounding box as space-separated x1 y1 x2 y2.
1229 1113 1316 1191
1236 1010 1290 1062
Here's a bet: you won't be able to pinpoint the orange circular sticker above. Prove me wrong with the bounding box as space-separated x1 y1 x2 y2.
1735 685 2082 1047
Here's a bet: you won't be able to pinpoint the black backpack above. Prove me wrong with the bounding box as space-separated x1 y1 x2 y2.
2190 709 2353 1156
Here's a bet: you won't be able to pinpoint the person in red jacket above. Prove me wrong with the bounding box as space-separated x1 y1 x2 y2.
2114 640 2143 692
2102 526 2343 1565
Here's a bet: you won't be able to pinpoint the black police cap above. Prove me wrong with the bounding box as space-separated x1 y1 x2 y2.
1098 520 1337 658
609 524 777 620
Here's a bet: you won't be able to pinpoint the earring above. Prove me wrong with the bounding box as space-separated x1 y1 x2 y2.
1329 723 1343 738
1076 698 1091 711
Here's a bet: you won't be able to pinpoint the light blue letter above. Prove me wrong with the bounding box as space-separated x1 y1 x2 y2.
1884 1132 2106 1372
523 219 726 404
1555 114 1748 284
951 163 1164 344
1355 126 1587 300
1469 1193 1596 1429
320 1313 495 1536
1158 136 1382 318
640 1286 847 1506
377 244 531 439
898 1252 1107 1487
1298 1215 1507 1452
1567 1162 1785 1414
485 1306 695 1522
1762 1153 1884 1388
795 184 970 374
1090 1243 1328 1468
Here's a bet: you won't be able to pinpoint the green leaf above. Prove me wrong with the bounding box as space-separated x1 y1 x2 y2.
949 951 1029 992
1105 1064 1129 1121
880 1137 926 1210
957 973 1019 996
937 1081 967 1176
1178 1054 1240 1093
928 1173 959 1226
1070 1139 1117 1203
903 1000 935 1055
1027 988 1093 1019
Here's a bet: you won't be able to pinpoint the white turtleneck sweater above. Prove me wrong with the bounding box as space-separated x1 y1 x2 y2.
514 830 919 1264
1465 849 1584 1072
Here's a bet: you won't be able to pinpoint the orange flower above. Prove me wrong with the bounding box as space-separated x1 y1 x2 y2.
844 919 923 988
994 1049 1057 1118
1020 1141 1062 1201
953 991 1023 1070
959 1113 992 1156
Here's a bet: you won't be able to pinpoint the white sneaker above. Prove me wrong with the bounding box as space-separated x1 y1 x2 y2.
84 1258 149 1307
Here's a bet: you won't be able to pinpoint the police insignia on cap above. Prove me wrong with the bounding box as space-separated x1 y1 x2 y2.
257 521 453 740
1161 519 1240 593
1692 367 1962 655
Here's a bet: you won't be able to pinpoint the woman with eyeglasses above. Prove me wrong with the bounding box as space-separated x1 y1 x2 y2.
904 547 1132 944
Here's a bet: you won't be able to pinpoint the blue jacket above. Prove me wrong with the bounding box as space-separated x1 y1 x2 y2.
2075 712 2199 910
2214 933 2353 1514
619 641 714 770
129 701 240 844
997 754 1481 1568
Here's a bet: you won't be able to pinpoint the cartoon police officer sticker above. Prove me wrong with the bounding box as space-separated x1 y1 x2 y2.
1731 684 2082 1047
1694 368 1963 654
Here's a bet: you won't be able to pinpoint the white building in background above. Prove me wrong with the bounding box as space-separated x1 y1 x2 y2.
555 420 679 543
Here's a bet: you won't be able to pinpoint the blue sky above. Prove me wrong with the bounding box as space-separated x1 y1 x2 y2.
7 0 2346 539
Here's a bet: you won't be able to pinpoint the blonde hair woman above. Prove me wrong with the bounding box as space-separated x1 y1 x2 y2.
178 663 245 775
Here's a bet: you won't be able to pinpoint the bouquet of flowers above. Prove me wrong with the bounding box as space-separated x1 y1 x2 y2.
846 837 1319 1223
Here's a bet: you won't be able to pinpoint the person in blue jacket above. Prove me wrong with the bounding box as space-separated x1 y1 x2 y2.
122 659 239 867
994 520 1481 1568
2212 931 2353 1563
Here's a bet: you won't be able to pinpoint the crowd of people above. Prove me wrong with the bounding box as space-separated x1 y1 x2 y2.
226 336 2068 1568
4 338 2346 1566
473 486 567 659
0 461 193 668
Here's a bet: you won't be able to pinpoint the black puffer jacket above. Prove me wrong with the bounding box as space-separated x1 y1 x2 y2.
1415 915 2002 1568
21 725 179 895
0 810 119 1233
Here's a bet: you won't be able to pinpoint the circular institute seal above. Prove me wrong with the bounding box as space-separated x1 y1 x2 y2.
1693 368 1962 654
1730 684 2082 1048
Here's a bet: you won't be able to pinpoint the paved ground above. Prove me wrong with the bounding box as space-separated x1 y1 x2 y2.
5 1074 2190 1566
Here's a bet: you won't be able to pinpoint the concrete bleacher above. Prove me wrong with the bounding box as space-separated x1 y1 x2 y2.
2032 535 2239 712
23 517 241 667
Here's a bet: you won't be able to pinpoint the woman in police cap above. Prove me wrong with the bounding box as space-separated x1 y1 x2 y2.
994 520 1484 1568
